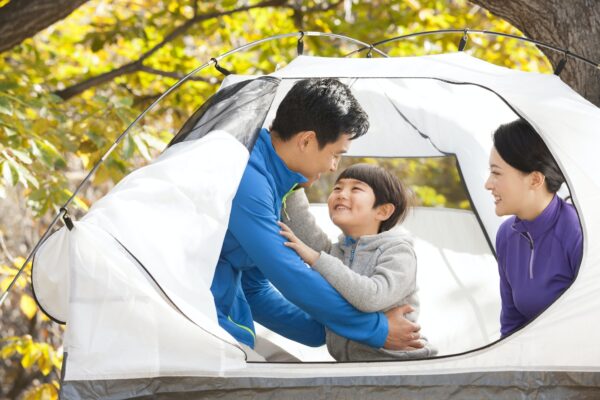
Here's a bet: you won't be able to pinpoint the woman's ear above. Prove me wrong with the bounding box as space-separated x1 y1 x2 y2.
376 203 396 222
529 171 546 190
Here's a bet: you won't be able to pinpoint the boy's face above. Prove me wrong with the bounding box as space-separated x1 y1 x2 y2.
297 133 351 186
327 178 385 235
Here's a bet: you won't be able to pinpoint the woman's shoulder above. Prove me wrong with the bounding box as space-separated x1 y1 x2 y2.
554 197 582 237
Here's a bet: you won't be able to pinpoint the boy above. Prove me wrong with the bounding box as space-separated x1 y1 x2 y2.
280 163 436 361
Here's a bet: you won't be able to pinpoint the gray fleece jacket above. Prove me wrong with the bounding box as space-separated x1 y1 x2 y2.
282 189 436 361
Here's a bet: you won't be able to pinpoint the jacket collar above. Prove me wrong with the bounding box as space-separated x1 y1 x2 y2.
256 128 307 199
512 195 561 239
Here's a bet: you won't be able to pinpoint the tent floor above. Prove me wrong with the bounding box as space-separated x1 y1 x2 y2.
61 370 600 399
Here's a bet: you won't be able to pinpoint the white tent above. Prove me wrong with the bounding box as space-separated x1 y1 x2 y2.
32 52 600 398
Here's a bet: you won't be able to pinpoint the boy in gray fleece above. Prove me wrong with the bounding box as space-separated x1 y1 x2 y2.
279 163 436 361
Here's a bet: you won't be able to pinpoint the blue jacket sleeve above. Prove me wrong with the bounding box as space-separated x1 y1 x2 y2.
229 171 388 348
242 268 325 347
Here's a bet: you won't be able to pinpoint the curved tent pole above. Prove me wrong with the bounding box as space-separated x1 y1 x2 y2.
345 28 600 70
0 31 383 308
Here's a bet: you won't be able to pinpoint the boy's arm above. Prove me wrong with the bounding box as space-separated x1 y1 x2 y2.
312 242 417 313
281 188 332 253
229 172 388 348
242 267 325 347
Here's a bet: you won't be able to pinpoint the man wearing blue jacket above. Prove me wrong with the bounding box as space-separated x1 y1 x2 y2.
211 78 421 358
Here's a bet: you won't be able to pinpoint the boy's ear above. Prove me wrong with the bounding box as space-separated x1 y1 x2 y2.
375 203 395 222
296 130 317 151
529 171 546 190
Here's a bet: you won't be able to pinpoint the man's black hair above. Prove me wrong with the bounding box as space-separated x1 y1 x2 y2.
271 78 369 148
494 119 565 193
336 163 413 233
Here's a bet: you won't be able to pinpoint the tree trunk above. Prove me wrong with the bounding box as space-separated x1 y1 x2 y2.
469 0 600 107
0 0 89 53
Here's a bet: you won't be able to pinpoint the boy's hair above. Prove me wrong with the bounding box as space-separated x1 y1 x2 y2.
493 118 564 193
336 163 413 233
271 78 369 148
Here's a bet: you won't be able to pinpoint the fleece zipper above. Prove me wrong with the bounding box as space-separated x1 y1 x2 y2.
519 232 535 279
349 243 358 266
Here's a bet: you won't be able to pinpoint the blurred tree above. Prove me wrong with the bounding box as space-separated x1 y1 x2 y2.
469 0 600 106
0 0 90 53
0 1 554 398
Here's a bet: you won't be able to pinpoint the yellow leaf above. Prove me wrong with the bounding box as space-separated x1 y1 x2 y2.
22 382 58 400
20 294 38 319
38 346 53 375
1 342 17 358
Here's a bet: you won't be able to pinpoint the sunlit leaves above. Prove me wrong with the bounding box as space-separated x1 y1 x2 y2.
20 294 38 320
0 256 31 292
0 335 63 375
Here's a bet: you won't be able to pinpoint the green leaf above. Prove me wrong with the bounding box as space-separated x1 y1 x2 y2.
0 97 12 116
1 160 18 186
11 149 33 164
133 135 151 161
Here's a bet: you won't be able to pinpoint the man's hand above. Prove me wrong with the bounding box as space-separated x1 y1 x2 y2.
278 222 320 266
383 304 423 350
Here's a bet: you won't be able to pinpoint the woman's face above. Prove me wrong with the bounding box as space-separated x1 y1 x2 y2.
484 147 532 218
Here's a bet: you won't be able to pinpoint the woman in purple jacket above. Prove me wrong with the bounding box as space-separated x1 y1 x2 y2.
485 118 583 337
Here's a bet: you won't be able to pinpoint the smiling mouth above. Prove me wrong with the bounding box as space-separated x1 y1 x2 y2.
333 205 350 211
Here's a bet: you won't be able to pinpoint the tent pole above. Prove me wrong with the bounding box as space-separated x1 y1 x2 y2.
345 28 600 69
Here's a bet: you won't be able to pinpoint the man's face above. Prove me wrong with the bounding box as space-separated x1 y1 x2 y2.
299 133 352 186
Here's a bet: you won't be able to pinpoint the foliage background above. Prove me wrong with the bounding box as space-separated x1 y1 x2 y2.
0 0 550 398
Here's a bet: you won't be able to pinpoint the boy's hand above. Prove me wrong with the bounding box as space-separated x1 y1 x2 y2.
383 305 423 350
278 222 320 266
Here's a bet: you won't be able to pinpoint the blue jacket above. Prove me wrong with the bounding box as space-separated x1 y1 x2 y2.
210 128 388 348
496 195 583 337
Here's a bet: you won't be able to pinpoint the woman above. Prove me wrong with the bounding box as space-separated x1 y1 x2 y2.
485 118 583 337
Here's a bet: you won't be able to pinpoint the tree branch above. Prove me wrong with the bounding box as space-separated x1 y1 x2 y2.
54 0 287 100
0 0 90 53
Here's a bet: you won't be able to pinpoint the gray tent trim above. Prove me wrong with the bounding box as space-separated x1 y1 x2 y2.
60 371 600 399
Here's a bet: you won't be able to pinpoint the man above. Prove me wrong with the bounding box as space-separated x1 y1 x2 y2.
211 78 421 359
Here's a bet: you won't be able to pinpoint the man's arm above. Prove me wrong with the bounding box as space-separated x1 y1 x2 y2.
242 267 325 347
230 171 420 349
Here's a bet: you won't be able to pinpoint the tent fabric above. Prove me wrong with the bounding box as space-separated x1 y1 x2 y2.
30 52 600 397
61 371 600 399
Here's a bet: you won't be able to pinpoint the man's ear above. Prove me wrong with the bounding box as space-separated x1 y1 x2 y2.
529 171 546 190
296 131 317 152
375 203 396 221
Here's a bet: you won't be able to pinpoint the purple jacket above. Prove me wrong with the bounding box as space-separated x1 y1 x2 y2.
496 195 583 337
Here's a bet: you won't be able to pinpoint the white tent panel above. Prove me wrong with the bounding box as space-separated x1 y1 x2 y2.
63 222 246 380
34 131 253 379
